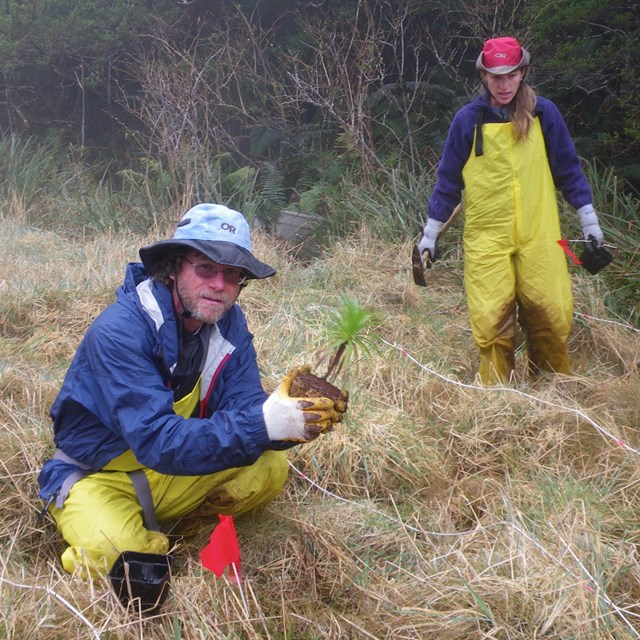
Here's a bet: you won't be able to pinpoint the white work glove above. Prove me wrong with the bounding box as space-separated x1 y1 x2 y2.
417 218 444 260
262 368 340 443
577 204 604 246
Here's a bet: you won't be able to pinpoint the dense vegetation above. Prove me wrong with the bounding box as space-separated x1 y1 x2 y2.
2 0 640 194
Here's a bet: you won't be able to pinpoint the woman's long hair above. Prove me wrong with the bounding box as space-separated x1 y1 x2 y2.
510 81 537 141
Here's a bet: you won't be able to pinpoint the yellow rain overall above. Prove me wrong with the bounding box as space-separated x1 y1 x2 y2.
50 381 288 577
462 118 573 384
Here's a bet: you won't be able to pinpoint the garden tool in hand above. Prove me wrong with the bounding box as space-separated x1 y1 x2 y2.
557 237 614 275
580 236 614 274
412 203 462 286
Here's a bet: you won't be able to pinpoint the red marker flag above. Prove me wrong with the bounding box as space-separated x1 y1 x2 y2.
557 239 583 266
200 514 242 581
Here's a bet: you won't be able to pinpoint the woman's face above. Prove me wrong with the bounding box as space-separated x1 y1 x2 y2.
482 69 525 107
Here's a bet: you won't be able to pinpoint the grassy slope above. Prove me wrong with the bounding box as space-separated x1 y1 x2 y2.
1 218 639 639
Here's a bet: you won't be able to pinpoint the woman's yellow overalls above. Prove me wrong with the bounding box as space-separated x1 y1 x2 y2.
462 117 573 383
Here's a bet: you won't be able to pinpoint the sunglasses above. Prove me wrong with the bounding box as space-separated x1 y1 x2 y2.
182 257 247 285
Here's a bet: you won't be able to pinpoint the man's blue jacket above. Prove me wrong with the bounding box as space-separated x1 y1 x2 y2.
38 262 279 501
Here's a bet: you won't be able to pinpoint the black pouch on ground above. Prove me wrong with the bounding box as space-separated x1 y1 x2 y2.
580 237 614 275
109 551 173 614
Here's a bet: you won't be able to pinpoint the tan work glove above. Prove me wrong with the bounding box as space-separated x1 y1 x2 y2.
263 368 342 442
288 364 348 434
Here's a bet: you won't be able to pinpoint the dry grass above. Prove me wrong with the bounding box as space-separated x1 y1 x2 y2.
1 217 639 639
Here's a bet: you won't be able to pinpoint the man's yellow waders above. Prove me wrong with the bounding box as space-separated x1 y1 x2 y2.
462 118 573 384
50 381 288 577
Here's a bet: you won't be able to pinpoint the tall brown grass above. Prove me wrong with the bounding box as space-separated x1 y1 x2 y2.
1 215 639 639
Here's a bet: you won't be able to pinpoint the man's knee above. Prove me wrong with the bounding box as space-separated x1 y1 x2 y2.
51 472 169 577
203 450 289 516
60 530 169 578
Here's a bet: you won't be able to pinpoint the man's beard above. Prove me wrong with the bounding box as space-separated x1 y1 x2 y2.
176 281 234 324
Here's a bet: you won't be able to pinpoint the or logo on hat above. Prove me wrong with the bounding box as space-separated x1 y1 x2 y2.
476 36 530 74
172 204 252 252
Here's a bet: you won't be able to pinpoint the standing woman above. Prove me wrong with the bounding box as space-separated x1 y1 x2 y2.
418 36 605 384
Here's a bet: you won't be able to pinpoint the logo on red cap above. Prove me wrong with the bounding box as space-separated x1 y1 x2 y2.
479 36 527 72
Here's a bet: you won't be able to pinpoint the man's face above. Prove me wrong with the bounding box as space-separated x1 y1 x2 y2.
171 250 244 329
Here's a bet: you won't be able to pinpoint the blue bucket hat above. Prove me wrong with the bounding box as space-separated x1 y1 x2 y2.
139 204 276 280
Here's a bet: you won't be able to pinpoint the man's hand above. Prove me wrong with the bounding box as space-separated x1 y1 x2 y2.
263 368 342 442
578 204 604 246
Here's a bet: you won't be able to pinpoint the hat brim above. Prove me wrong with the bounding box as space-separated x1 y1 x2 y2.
139 239 276 280
475 49 530 75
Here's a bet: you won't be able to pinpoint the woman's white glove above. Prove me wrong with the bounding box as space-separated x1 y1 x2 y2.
578 204 604 246
262 368 339 443
417 218 444 260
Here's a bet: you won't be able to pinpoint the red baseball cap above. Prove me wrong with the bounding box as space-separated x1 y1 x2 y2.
476 36 530 74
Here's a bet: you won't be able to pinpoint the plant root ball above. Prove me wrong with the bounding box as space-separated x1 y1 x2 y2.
289 372 349 408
